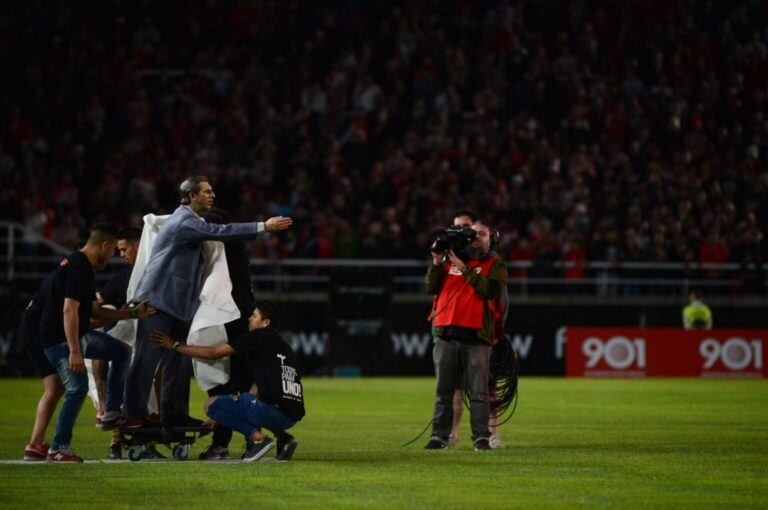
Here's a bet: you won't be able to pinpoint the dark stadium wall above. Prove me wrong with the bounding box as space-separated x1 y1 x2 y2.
254 300 768 377
1 291 765 377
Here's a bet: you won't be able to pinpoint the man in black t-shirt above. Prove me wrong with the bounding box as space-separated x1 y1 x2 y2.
152 302 304 462
93 227 141 421
39 225 153 462
91 227 167 460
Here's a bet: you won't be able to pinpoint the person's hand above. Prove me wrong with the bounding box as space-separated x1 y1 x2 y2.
429 240 444 265
447 251 466 271
264 216 293 232
135 300 156 319
151 331 174 349
69 351 85 373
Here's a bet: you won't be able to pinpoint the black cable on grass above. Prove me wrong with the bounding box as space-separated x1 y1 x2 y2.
402 418 433 447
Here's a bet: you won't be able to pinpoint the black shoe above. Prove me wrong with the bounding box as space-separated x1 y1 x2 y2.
424 438 447 450
108 442 122 460
164 415 205 428
474 438 491 451
276 435 298 461
242 437 275 463
199 445 231 461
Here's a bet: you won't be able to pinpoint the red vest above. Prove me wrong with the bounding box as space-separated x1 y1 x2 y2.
432 257 497 329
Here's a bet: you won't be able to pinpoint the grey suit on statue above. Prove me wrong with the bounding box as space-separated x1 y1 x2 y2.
123 205 267 420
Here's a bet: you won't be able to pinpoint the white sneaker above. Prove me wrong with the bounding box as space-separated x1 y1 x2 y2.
447 436 459 447
489 436 506 449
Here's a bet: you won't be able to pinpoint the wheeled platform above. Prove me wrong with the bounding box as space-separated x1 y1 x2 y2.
118 425 211 461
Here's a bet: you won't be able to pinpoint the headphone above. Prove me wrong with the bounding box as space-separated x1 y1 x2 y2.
490 229 500 250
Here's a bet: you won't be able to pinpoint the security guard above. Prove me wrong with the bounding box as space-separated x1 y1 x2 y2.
682 290 713 329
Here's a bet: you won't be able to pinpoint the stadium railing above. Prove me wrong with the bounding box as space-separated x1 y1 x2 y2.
1 221 765 297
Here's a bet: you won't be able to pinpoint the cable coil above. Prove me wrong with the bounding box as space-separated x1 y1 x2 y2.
464 334 519 425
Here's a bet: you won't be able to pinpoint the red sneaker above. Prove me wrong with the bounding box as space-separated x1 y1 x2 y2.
24 442 50 461
46 446 84 463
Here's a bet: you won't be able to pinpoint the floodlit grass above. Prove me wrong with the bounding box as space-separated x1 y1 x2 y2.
0 377 766 509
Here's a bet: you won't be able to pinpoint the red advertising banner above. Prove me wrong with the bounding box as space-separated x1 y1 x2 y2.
566 328 767 378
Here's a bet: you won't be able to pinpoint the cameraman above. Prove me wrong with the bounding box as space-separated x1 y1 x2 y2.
444 210 477 447
445 211 508 449
425 220 508 451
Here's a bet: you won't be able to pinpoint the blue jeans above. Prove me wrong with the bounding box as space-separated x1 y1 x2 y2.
44 330 132 449
207 393 297 442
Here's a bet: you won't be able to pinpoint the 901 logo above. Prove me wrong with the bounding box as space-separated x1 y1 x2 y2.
699 338 763 371
582 336 646 369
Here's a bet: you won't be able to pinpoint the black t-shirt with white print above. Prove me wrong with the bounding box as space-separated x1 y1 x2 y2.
228 328 305 421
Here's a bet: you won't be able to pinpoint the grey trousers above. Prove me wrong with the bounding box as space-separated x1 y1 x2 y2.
431 337 492 443
122 311 192 419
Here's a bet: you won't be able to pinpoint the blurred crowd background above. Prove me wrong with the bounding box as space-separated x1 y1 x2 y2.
1 0 766 289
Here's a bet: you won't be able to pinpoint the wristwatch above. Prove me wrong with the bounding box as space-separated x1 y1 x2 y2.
171 341 181 351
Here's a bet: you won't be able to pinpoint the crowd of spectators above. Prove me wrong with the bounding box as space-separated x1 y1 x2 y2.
1 1 766 289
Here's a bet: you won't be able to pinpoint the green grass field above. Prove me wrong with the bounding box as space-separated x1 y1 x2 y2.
0 377 766 509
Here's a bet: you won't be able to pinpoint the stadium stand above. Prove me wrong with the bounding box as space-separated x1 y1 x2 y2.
0 1 765 290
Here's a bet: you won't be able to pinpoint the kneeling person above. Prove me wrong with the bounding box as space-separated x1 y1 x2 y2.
152 302 304 462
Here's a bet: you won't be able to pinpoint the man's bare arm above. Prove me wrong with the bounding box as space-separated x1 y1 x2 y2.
91 300 156 322
151 331 235 360
63 297 85 373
